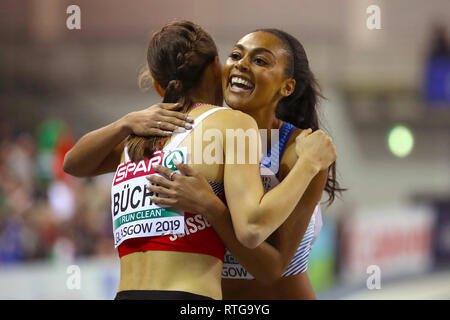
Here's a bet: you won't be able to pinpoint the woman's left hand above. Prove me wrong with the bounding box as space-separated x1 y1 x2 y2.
147 163 221 218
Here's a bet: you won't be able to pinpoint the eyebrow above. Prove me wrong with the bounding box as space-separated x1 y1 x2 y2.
234 44 275 58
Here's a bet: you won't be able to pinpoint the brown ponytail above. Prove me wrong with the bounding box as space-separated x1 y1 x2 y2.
127 20 218 163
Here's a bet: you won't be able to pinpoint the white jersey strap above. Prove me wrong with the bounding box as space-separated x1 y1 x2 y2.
162 106 229 151
124 144 131 163
122 106 228 162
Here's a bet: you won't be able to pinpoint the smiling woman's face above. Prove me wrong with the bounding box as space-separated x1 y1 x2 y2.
222 31 294 113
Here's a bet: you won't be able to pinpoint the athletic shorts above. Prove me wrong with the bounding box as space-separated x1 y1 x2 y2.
114 290 214 300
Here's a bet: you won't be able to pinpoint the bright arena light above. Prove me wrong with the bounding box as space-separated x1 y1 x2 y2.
387 125 414 158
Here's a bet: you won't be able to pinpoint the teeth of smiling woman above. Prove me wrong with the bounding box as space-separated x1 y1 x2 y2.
230 77 253 88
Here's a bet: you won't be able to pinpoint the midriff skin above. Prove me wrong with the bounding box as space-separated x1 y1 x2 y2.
118 105 225 299
119 251 223 299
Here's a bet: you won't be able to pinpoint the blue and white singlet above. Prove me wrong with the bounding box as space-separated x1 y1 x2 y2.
222 122 322 279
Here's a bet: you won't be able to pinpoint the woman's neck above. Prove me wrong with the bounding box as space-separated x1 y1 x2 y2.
245 106 282 152
188 90 216 106
188 64 223 107
246 106 281 130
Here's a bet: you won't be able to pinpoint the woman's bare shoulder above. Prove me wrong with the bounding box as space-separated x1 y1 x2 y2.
205 107 257 130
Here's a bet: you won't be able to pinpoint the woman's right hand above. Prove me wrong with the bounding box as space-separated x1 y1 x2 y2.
295 128 337 171
122 103 194 137
147 162 224 221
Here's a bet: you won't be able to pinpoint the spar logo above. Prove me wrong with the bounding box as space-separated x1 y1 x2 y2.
113 148 187 185
163 150 185 170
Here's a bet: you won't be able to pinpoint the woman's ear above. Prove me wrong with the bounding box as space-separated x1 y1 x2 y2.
280 78 296 97
152 78 165 97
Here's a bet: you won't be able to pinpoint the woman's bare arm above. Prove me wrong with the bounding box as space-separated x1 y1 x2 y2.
150 160 328 282
63 103 192 177
148 109 336 249
263 169 328 278
63 119 129 177
220 111 335 248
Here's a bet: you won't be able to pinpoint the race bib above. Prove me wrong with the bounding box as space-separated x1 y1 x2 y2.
222 250 254 279
260 165 280 192
111 147 187 247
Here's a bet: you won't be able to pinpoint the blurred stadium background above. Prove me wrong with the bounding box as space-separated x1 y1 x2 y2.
0 0 449 299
